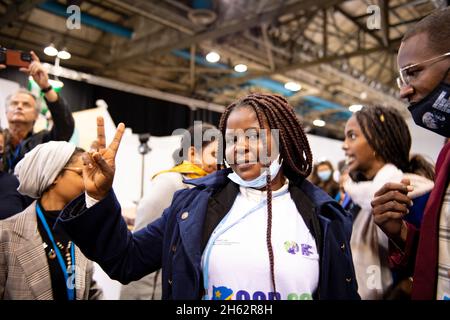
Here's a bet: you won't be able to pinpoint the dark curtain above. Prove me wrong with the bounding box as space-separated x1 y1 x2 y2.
1 69 221 136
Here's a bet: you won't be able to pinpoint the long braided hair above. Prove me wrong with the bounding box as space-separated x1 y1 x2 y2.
355 105 435 180
217 93 313 297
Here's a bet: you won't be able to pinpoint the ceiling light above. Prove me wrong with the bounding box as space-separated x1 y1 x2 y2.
234 64 247 73
360 91 368 100
313 119 326 127
44 44 58 57
284 81 302 92
48 79 64 88
349 104 364 112
57 48 71 60
206 51 220 63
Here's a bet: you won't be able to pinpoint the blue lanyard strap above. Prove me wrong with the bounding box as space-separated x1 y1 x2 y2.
7 143 21 170
36 203 76 300
202 188 289 300
342 193 351 208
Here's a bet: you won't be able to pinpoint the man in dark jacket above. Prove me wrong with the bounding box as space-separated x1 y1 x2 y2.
371 8 450 300
1 51 74 173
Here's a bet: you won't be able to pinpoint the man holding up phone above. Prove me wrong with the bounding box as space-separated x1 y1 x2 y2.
1 50 74 173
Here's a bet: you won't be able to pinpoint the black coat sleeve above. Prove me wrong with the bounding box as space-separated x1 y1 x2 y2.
44 95 75 142
57 190 166 284
0 173 31 220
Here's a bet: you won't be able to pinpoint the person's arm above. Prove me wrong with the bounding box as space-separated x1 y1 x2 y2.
19 51 57 102
388 221 420 272
58 117 167 284
45 96 75 142
371 178 420 271
371 179 413 248
19 51 74 141
59 189 168 284
119 173 184 300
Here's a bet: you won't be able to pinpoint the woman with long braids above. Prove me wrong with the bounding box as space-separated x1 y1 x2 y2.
342 105 435 299
56 93 359 300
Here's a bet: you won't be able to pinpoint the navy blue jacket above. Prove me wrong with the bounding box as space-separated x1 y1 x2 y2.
58 169 360 300
0 171 32 220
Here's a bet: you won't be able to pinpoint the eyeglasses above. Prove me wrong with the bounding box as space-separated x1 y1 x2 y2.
397 52 450 89
62 167 83 176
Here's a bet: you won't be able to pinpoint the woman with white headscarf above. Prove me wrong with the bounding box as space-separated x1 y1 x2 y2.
0 141 103 300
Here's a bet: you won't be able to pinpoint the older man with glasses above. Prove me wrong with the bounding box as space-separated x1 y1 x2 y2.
1 51 74 173
371 7 450 300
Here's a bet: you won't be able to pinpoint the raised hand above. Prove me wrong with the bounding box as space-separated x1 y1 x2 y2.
0 64 5 69
371 178 414 247
19 51 49 89
83 117 125 200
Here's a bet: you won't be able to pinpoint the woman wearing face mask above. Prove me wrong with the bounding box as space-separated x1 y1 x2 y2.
309 160 339 199
56 94 359 300
120 123 218 300
342 105 435 300
0 141 103 300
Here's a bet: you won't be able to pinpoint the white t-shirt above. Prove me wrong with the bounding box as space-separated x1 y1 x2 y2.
201 182 320 300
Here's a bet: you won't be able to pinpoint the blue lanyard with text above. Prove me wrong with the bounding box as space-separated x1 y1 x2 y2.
201 188 289 300
36 203 76 300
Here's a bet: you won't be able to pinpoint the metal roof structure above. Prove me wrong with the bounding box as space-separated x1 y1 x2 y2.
0 0 446 139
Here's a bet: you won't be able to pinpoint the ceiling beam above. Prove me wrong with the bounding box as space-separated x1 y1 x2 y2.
104 0 194 35
0 0 46 28
7 20 110 51
390 17 422 28
379 0 390 47
199 42 400 90
0 33 103 69
43 63 226 113
105 0 344 69
335 5 385 47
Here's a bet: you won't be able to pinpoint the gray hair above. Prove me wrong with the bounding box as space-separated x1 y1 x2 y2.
5 88 40 113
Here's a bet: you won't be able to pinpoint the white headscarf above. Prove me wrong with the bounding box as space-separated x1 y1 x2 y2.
14 141 77 199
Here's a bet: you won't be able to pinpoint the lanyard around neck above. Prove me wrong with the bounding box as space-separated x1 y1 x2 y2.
7 143 22 171
36 203 76 300
201 187 289 300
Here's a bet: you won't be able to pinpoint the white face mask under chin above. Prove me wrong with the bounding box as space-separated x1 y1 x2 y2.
227 155 283 189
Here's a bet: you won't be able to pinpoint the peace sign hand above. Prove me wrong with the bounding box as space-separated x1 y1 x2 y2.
83 117 125 200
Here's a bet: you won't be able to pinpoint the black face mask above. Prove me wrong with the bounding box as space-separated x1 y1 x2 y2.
408 69 450 138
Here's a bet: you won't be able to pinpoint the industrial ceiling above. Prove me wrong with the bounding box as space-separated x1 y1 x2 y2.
0 0 446 139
